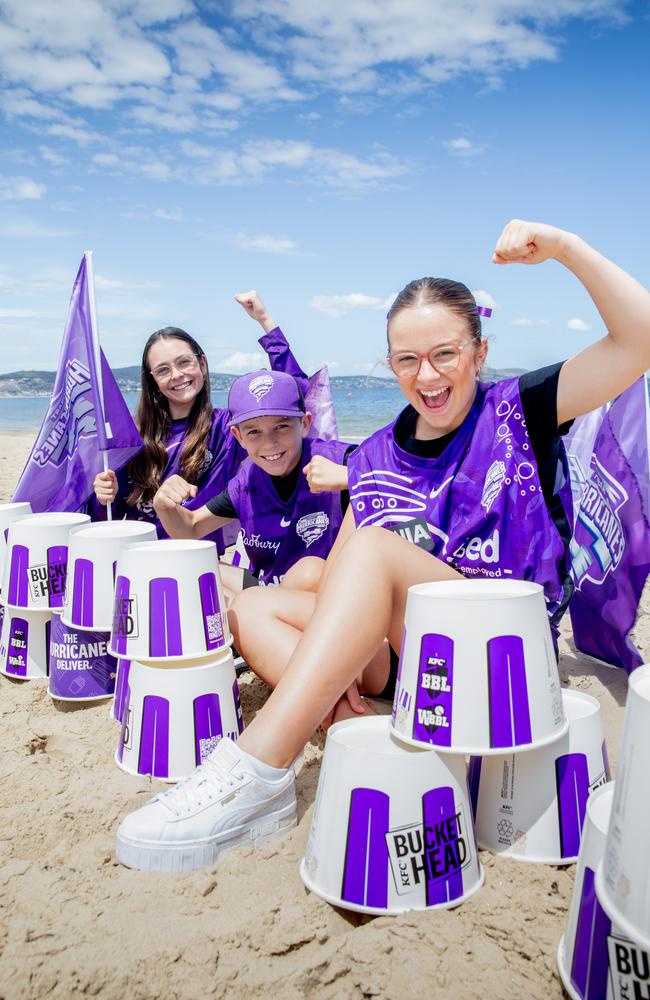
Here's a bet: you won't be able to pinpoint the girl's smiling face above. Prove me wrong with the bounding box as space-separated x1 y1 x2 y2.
388 303 487 440
146 337 207 419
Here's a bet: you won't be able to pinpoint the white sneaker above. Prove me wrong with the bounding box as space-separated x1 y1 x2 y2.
116 738 297 873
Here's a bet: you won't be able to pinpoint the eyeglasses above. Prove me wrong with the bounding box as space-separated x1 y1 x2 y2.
150 354 200 381
387 342 475 379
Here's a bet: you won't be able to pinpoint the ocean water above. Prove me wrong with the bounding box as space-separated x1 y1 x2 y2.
0 382 405 442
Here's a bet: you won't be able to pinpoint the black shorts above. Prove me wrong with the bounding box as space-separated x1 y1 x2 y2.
242 569 259 590
376 646 400 701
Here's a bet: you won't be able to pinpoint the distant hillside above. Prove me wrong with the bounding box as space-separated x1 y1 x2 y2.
0 365 526 397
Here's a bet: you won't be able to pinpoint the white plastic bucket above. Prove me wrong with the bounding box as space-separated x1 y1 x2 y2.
301 715 484 915
469 690 609 863
2 512 89 611
109 539 231 662
61 521 156 631
390 579 567 755
597 664 650 953
557 783 650 1000
0 502 32 595
115 648 244 781
0 603 51 679
110 658 131 723
48 612 117 702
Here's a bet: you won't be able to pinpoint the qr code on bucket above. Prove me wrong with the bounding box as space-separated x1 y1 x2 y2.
199 735 221 762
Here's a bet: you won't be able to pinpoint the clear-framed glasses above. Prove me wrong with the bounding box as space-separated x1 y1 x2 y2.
150 354 200 381
387 341 475 379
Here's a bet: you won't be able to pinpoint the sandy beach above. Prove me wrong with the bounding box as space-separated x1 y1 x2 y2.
0 431 637 1000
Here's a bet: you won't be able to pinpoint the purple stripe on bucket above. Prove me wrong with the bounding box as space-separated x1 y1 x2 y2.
7 544 29 606
601 739 611 781
6 616 28 676
341 787 390 909
198 572 223 651
113 660 131 724
232 680 244 735
570 865 611 999
231 550 241 567
46 545 68 608
193 693 223 765
112 576 131 656
45 618 51 678
422 786 464 906
149 577 182 658
138 694 170 778
412 633 454 747
487 635 532 748
556 752 590 859
71 558 94 627
117 683 131 764
468 757 482 822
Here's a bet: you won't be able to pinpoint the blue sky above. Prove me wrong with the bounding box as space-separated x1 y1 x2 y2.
0 0 648 376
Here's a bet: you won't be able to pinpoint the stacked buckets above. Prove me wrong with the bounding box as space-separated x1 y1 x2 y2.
110 539 244 782
0 508 89 680
49 520 157 703
302 579 611 917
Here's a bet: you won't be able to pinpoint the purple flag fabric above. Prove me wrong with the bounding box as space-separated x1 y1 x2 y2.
565 377 650 672
12 255 142 513
305 366 339 441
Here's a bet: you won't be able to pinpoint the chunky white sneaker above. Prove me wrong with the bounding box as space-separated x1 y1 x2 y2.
116 737 297 873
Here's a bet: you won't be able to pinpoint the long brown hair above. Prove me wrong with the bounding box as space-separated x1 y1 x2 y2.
126 327 214 507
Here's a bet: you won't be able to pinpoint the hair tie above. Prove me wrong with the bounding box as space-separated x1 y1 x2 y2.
476 306 492 318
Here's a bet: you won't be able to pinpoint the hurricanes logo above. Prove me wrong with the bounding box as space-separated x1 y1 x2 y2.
32 359 97 467
248 374 274 402
570 456 627 588
296 512 329 547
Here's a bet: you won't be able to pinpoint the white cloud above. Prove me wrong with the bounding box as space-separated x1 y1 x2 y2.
310 292 394 319
0 217 77 238
39 146 67 166
215 351 266 373
568 317 592 331
472 289 497 310
0 176 46 200
510 317 551 327
94 275 161 292
153 206 185 222
233 231 300 254
444 137 485 158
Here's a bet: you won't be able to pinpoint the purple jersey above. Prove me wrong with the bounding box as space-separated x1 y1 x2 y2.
347 377 571 626
228 438 350 585
88 327 307 545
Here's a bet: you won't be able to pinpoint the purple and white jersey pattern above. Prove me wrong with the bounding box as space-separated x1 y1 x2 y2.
347 378 569 623
228 438 350 585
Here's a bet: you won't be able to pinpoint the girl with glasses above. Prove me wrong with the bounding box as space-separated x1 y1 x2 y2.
117 218 650 874
91 292 317 549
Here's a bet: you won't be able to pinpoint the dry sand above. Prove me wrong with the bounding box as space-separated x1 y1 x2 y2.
0 432 637 999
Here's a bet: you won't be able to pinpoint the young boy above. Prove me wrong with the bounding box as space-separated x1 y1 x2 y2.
153 370 352 591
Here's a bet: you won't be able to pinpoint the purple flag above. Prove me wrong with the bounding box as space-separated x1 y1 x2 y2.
305 367 339 441
12 255 142 513
565 377 650 672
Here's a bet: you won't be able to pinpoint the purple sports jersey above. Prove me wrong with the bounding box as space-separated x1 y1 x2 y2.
347 378 570 625
87 327 307 545
228 438 350 585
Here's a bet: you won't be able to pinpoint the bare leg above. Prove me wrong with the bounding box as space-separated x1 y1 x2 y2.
237 526 461 767
280 556 325 592
218 562 246 605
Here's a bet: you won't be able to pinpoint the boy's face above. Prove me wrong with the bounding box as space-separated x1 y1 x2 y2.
231 412 312 477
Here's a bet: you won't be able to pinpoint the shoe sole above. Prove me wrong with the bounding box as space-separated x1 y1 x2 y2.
115 802 298 874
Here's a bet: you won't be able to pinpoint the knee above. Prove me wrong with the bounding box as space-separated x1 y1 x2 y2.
228 586 266 647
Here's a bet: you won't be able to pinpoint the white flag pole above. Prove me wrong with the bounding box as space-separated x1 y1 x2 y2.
84 250 113 521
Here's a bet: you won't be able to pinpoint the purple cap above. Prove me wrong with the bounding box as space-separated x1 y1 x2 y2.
227 370 305 426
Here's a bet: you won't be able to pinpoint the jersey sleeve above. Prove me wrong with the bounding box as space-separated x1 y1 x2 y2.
205 488 237 519
258 326 309 396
